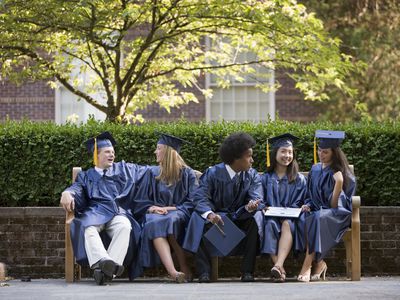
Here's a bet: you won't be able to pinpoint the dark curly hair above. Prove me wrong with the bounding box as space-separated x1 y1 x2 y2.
219 132 256 164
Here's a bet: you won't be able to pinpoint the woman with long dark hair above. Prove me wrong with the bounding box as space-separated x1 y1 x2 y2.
297 130 356 282
257 133 307 282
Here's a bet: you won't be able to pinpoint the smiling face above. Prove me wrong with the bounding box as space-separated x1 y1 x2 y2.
275 145 294 167
97 146 115 168
154 143 167 163
318 147 333 165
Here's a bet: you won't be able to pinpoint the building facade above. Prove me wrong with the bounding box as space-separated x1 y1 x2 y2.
0 72 320 123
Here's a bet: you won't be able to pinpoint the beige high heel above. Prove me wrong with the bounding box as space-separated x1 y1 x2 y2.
311 261 328 281
297 268 311 282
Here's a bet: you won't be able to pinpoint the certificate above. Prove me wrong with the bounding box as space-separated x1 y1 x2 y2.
264 207 302 218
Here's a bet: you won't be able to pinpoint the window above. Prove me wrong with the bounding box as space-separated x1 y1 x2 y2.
206 49 275 122
55 87 106 124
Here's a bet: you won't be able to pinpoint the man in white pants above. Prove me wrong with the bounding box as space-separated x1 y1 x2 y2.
60 132 147 285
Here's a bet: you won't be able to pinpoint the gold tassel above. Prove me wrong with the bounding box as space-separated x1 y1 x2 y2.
313 137 317 165
93 138 98 166
266 139 270 168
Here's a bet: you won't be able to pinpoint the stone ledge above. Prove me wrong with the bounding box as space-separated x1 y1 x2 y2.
0 97 54 104
361 207 400 215
0 207 64 217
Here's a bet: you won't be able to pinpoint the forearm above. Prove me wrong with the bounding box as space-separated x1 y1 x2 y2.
330 181 343 208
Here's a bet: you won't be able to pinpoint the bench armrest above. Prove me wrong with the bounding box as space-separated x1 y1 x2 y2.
352 196 361 209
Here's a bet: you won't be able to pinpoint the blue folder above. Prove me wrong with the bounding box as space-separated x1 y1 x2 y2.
204 215 246 256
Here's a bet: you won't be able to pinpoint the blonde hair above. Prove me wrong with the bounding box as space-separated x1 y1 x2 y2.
156 145 188 185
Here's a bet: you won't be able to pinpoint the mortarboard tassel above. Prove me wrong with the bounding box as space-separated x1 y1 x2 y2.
266 139 270 168
93 138 98 166
313 137 317 165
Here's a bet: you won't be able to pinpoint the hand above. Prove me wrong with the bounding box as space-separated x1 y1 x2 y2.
60 191 75 212
301 204 310 212
246 199 261 212
333 171 344 184
149 206 168 215
207 213 224 225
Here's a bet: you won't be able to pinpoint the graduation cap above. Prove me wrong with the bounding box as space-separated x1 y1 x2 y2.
204 215 245 256
313 130 345 164
84 131 117 166
156 132 188 153
266 133 299 168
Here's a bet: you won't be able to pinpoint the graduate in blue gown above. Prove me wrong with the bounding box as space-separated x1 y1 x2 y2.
182 132 264 283
297 130 356 282
60 132 148 285
133 133 197 283
254 133 307 282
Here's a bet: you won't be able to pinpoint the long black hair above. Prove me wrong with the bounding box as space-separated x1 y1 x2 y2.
329 147 354 191
266 146 299 183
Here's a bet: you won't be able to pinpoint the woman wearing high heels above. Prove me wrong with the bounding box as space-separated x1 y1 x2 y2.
297 130 356 282
133 133 197 283
256 133 307 282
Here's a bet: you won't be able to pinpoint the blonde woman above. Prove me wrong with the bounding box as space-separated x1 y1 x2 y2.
133 133 197 283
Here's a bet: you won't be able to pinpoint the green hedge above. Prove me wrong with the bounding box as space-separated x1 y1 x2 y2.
1 119 399 206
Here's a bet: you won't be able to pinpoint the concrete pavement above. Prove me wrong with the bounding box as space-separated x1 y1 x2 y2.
0 276 399 300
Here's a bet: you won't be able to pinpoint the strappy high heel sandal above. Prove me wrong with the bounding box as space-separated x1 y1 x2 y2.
297 268 311 282
172 271 186 283
271 265 286 283
311 261 328 281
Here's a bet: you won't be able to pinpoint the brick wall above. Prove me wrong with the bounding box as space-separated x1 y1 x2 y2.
137 81 206 122
275 73 322 122
138 99 206 122
0 80 55 121
0 206 399 279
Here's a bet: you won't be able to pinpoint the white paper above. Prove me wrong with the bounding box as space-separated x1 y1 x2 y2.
264 207 302 218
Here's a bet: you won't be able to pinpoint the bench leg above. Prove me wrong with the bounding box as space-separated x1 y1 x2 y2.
211 257 218 282
351 220 361 281
65 223 75 282
343 231 352 279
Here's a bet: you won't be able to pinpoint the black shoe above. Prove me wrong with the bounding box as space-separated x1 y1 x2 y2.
93 269 106 286
94 269 113 285
241 273 255 282
198 273 210 283
98 259 124 277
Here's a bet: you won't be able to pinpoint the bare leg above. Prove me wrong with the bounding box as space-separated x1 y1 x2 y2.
299 249 315 276
274 220 293 272
153 237 180 278
167 235 192 279
312 260 327 276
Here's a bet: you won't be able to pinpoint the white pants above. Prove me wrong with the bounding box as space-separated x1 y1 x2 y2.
84 215 131 268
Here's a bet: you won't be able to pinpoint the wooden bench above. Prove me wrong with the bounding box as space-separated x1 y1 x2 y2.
65 166 361 282
65 167 82 282
209 166 361 281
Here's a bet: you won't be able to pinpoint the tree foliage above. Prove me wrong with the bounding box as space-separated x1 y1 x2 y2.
0 0 356 121
302 0 400 122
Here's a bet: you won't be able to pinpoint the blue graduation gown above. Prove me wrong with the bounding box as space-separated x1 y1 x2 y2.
255 172 307 255
298 163 356 260
133 166 197 270
182 163 264 256
65 161 148 273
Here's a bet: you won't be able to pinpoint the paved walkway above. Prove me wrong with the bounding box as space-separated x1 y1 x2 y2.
1 277 399 300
